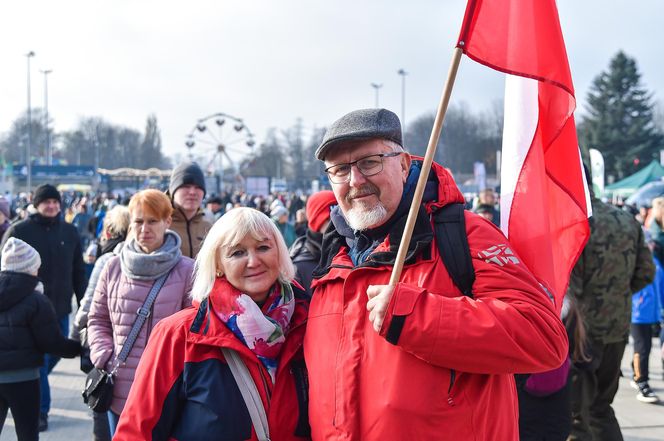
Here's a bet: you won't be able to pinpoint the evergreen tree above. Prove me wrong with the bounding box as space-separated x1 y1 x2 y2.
579 51 663 179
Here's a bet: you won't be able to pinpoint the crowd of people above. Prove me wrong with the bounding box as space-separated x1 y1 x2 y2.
0 108 661 441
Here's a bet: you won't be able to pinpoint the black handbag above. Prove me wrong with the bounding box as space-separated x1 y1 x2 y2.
82 367 114 412
81 270 170 412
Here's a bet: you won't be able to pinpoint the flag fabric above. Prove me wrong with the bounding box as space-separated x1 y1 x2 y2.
456 0 590 310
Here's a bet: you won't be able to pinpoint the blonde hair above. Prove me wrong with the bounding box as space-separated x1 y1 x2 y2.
191 207 295 302
102 205 131 238
652 197 664 226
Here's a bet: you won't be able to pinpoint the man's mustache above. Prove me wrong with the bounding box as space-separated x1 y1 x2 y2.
346 184 380 203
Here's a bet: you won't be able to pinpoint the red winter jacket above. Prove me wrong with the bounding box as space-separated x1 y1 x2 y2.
114 278 311 441
304 161 568 441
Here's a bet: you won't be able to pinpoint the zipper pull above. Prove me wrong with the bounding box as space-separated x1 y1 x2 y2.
447 369 456 406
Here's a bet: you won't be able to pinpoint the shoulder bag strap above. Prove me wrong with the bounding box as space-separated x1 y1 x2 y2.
110 271 170 372
432 203 476 298
221 347 271 441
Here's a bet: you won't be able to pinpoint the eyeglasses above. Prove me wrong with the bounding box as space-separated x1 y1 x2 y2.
324 152 403 184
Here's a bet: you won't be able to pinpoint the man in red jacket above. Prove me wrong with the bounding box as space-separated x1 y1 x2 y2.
304 108 569 441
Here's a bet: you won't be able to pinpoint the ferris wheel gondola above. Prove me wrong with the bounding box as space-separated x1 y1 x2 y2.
184 113 255 193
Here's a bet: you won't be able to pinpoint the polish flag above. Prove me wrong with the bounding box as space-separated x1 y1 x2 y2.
456 0 590 310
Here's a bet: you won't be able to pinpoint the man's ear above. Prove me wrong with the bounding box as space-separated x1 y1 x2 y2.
401 152 412 181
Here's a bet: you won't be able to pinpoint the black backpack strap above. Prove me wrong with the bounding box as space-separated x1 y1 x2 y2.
432 203 475 298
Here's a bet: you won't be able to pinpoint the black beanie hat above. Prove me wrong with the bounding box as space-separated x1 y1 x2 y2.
32 184 61 207
168 162 206 198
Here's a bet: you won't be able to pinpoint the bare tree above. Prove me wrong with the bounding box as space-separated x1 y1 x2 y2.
404 102 502 175
0 109 50 164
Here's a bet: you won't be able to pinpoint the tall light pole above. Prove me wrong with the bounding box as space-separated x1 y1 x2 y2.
397 68 408 145
94 125 101 171
370 82 383 108
25 51 35 191
41 69 53 165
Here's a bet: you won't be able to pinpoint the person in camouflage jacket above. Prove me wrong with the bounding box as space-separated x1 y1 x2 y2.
567 196 655 441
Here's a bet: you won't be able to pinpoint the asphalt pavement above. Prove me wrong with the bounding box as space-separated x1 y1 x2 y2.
1 339 662 440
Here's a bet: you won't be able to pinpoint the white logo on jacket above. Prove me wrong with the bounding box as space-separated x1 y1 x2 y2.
478 244 520 266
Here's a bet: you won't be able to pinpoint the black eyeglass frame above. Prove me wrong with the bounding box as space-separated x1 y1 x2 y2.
324 151 403 184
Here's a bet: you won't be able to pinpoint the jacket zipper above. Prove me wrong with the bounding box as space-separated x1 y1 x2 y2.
186 216 194 258
177 206 195 258
274 316 306 379
258 365 272 404
447 369 456 406
330 264 352 270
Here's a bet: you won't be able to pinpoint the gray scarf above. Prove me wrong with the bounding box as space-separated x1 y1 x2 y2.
120 230 182 280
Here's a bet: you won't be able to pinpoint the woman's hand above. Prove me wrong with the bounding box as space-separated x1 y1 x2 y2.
366 284 395 333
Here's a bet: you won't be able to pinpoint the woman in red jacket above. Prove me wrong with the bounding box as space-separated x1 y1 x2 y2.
114 207 310 441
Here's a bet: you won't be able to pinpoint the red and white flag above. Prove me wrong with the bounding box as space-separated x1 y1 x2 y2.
456 0 590 310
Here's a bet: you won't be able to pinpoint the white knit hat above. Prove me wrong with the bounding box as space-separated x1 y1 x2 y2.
270 205 288 220
1 237 41 274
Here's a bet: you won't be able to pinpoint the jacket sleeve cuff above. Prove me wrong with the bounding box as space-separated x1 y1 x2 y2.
380 283 424 345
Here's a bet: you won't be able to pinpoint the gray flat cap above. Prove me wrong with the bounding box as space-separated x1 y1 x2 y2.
315 108 402 160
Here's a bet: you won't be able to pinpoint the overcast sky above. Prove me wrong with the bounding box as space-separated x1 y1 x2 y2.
1 0 662 165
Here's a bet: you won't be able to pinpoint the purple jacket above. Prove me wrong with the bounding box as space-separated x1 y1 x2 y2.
88 255 193 414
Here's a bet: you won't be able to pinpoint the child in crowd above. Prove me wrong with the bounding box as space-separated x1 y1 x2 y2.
0 238 81 440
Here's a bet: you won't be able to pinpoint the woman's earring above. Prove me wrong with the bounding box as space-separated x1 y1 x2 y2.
216 270 222 277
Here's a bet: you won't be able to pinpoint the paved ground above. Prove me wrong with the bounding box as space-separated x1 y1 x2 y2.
612 340 664 441
1 340 663 440
1 355 91 440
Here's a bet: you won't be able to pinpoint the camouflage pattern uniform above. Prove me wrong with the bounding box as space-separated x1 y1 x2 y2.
568 197 654 441
569 199 654 344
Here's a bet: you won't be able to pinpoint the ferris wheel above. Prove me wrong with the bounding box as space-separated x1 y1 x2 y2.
184 112 256 192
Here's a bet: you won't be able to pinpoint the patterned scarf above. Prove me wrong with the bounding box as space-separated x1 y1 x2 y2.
212 278 295 383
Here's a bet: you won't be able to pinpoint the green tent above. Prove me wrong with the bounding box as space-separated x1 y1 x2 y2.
605 160 664 197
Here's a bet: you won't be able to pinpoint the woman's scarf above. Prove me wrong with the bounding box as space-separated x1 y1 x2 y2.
99 235 125 257
119 230 182 280
212 278 295 383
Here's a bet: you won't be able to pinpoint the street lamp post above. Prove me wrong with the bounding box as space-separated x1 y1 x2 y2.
41 69 53 165
397 68 408 144
25 51 35 191
94 125 100 171
370 82 383 108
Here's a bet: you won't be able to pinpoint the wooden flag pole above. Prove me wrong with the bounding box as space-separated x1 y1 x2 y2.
389 47 464 286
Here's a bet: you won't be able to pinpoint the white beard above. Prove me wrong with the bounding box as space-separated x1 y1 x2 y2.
344 203 388 231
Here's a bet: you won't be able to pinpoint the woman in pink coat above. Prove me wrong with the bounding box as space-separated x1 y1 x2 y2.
87 189 193 436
